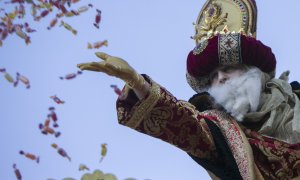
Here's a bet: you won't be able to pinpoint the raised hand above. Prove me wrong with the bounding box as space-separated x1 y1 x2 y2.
77 52 145 90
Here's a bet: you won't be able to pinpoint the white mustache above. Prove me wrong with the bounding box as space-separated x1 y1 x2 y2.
208 67 262 122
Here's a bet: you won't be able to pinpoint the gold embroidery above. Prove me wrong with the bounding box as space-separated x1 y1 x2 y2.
193 0 257 44
117 107 125 121
200 110 253 180
193 38 209 55
218 33 242 65
192 1 227 42
125 79 161 129
233 119 257 180
143 106 172 136
140 88 216 159
242 126 300 179
186 72 210 93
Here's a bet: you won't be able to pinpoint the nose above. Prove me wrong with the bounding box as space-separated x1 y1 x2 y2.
217 71 228 84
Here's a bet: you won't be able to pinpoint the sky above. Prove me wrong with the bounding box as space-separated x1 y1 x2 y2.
1 0 300 180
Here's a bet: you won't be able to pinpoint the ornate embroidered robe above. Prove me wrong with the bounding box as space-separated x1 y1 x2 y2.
116 76 300 180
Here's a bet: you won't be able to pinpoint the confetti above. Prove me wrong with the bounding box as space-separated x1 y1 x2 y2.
87 40 108 49
38 107 61 137
50 95 65 104
4 0 21 3
93 9 101 29
18 4 25 18
0 0 100 45
99 143 107 163
19 150 40 163
14 72 30 88
71 0 80 3
13 164 22 180
24 22 36 33
4 72 14 83
30 5 37 17
77 6 89 13
79 164 90 171
51 143 71 161
0 68 14 83
47 18 58 30
110 85 123 96
60 20 77 35
58 4 68 14
65 10 79 17
14 25 31 44
59 70 82 80
1 28 8 41
48 107 59 127
39 118 61 137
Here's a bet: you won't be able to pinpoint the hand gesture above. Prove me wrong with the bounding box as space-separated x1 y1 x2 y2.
77 52 144 89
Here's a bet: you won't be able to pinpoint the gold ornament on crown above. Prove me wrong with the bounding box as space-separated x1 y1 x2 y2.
191 1 253 43
191 2 227 41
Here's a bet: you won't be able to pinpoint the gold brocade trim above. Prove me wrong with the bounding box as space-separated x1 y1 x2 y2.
232 119 263 180
218 33 242 65
243 0 256 37
125 80 161 129
192 1 227 42
193 38 209 55
193 0 257 44
200 110 256 180
140 92 217 159
253 163 265 180
186 72 210 93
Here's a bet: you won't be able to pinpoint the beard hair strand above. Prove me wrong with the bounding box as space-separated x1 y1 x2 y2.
208 67 263 122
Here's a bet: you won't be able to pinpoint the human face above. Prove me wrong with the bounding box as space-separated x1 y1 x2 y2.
210 66 245 86
208 66 263 121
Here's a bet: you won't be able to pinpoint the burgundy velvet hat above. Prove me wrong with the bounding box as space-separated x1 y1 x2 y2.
186 33 276 93
186 0 276 93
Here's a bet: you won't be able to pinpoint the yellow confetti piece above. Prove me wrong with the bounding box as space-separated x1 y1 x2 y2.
4 73 14 83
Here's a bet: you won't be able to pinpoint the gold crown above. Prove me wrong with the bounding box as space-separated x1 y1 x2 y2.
192 0 257 44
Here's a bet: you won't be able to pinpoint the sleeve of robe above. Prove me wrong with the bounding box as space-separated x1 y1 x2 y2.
116 76 300 180
116 75 218 161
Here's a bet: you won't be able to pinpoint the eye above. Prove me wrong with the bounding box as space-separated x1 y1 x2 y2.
209 71 218 82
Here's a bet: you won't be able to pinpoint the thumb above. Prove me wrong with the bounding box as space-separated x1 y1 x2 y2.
95 52 111 61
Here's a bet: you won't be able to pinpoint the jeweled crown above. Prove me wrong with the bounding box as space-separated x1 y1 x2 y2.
192 0 257 45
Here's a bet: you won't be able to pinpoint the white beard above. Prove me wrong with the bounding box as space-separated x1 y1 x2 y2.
208 67 263 122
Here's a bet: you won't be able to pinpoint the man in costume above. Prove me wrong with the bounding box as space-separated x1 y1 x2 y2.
77 0 300 179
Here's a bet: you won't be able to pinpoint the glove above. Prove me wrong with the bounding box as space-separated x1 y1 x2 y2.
77 52 145 90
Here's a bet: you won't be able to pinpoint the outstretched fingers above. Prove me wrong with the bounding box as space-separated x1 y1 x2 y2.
95 52 111 61
77 64 99 72
77 62 105 72
104 62 121 71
